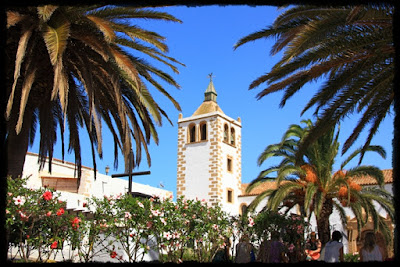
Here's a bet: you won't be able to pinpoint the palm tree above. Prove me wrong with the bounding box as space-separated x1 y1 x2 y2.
246 119 394 245
234 4 394 161
5 5 184 181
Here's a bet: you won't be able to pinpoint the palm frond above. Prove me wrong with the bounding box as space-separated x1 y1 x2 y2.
7 27 33 119
43 19 70 65
340 145 386 169
37 5 58 22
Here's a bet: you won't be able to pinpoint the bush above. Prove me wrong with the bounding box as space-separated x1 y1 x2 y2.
6 177 232 263
344 253 359 262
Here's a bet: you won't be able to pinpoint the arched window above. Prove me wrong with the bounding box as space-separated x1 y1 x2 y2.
223 124 229 143
230 127 235 146
200 122 207 141
188 124 196 143
240 204 248 215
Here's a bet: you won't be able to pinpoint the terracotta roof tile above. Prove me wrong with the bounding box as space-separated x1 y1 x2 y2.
351 169 392 185
192 101 224 116
240 181 279 196
240 169 392 197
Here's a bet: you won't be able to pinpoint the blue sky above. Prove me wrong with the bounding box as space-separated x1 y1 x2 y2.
29 5 394 198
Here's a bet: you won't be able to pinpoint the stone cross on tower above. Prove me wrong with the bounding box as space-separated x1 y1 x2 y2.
205 73 217 102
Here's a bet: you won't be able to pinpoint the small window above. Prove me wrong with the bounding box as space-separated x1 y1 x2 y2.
200 122 207 141
227 189 233 203
227 157 232 172
230 127 235 146
189 124 196 143
223 124 229 143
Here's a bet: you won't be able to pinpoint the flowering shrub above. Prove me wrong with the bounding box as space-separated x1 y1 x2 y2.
254 210 308 262
6 176 77 262
228 213 258 258
7 176 308 263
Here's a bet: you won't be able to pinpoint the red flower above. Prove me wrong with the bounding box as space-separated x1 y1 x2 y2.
110 251 117 258
71 217 81 229
51 241 58 249
46 211 52 217
42 191 53 201
56 207 65 216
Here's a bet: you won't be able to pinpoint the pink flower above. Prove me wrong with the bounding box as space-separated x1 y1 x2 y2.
138 202 144 208
13 196 25 206
160 218 167 225
212 224 218 230
51 241 58 249
19 211 29 221
172 232 180 239
146 221 153 229
42 191 53 201
125 212 132 219
163 232 172 240
151 209 161 217
46 211 52 217
248 217 255 227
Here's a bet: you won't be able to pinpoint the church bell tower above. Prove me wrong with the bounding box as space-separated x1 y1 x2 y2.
176 75 242 215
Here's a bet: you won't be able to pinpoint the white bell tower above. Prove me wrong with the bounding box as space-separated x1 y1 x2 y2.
176 75 242 215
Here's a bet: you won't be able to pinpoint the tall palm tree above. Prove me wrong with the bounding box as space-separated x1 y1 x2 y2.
246 119 394 245
5 5 184 181
234 4 394 161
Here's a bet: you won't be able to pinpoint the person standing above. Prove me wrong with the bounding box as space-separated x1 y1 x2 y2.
257 231 288 263
322 231 344 262
212 236 232 263
304 232 321 261
235 234 254 263
360 232 385 262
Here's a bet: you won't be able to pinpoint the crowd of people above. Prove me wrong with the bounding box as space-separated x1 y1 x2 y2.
212 230 387 263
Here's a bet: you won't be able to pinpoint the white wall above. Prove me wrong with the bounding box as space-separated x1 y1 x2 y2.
22 152 172 210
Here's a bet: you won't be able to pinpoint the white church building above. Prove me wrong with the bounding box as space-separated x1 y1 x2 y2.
19 77 394 259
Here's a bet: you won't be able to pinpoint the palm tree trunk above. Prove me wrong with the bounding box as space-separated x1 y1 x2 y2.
316 198 333 246
6 109 32 179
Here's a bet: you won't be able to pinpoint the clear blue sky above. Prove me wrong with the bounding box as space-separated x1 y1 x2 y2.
29 5 394 199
